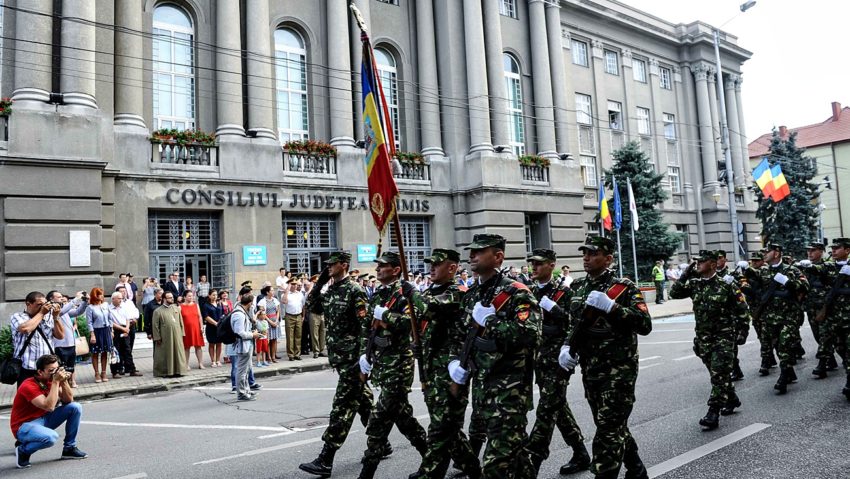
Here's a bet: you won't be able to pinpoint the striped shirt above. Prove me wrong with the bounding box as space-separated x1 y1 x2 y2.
10 311 57 371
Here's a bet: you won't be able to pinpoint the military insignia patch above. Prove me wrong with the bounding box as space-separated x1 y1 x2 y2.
517 304 531 321
357 307 367 318
636 292 645 301
637 303 648 313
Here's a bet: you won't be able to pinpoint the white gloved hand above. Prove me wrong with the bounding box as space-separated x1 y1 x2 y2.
773 273 789 285
373 305 388 321
472 302 495 327
736 261 749 269
799 260 812 268
558 345 579 370
722 275 735 284
841 265 850 276
358 354 372 375
448 359 470 384
539 296 557 312
586 290 615 313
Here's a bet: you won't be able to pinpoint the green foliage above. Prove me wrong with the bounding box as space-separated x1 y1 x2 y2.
754 129 819 258
604 141 683 280
76 315 90 338
0 325 12 362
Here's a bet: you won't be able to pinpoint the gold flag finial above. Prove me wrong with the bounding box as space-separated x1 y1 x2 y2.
350 2 368 33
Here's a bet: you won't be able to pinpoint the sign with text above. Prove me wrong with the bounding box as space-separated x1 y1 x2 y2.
357 244 378 263
242 245 268 266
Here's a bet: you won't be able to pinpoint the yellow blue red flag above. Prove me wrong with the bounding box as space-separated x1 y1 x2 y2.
599 183 612 231
770 164 790 202
752 157 775 199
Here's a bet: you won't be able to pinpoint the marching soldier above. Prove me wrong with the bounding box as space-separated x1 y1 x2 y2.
447 234 541 478
721 252 749 382
798 242 839 378
670 251 749 430
409 249 481 479
821 238 850 400
523 248 590 475
558 236 652 479
716 250 730 276
299 250 384 478
356 251 428 479
738 251 778 375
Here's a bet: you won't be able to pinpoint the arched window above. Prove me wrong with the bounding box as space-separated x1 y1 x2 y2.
503 53 525 155
152 4 195 131
275 28 309 143
374 48 401 150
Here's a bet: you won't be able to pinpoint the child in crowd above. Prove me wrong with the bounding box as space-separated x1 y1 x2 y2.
255 310 270 367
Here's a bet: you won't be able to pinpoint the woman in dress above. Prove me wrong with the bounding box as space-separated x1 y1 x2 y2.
85 287 114 383
220 290 234 315
202 289 224 367
257 285 282 363
184 276 196 300
180 291 206 369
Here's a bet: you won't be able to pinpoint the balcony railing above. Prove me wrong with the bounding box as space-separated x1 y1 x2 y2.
283 152 337 176
392 161 430 182
521 164 549 184
152 142 218 166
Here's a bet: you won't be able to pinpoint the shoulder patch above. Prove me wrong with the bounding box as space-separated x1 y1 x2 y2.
517 308 530 322
637 303 649 313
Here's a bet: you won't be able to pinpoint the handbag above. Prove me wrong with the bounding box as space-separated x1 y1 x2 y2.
74 330 89 356
0 327 52 385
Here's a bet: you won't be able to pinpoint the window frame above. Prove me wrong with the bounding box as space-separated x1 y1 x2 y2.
376 0 399 4
663 113 676 140
575 93 592 125
607 100 622 131
275 28 310 144
571 40 589 67
668 166 682 194
604 50 619 75
660 67 672 90
504 53 526 155
632 58 647 83
388 217 432 274
375 48 402 151
636 107 651 136
499 0 517 18
152 5 196 131
580 155 598 187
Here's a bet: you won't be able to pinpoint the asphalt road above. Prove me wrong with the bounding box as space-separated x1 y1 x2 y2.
1 314 849 479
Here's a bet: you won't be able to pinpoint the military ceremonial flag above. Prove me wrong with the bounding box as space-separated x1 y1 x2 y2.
753 157 775 199
627 178 640 231
599 183 612 231
770 164 791 202
612 177 623 231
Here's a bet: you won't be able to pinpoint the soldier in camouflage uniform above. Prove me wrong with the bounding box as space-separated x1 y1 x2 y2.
522 248 589 475
720 252 749 382
447 234 540 479
558 236 651 479
409 249 481 479
743 243 809 394
798 242 839 378
356 251 428 479
670 250 749 430
823 238 850 400
738 250 778 375
299 250 381 478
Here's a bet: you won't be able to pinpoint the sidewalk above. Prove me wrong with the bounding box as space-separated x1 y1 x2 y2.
647 297 693 320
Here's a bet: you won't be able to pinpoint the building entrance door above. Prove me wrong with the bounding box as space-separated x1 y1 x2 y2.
184 254 210 286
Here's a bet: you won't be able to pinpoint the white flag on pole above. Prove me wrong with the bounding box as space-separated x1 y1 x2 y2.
627 179 639 231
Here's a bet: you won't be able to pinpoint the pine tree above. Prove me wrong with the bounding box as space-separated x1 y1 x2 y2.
603 141 682 281
754 129 819 258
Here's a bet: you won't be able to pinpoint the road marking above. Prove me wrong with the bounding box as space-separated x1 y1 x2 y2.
257 424 326 439
193 386 426 392
79 419 298 433
110 474 148 479
646 423 771 478
673 354 698 361
194 436 338 465
640 340 693 345
639 356 662 362
639 363 661 371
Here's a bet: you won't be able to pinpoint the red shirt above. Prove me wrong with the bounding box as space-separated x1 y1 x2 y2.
10 378 50 438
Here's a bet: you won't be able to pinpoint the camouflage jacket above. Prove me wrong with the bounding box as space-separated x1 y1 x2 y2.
305 276 368 370
419 281 466 380
669 274 749 340
365 279 426 390
531 280 573 373
461 274 540 408
746 263 809 325
815 261 850 316
799 260 830 310
738 268 762 313
567 270 652 375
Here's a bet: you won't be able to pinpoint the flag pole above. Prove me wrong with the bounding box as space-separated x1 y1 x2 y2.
617 229 623 278
628 178 639 282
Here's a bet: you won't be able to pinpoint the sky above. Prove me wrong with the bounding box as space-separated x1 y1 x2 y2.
623 0 849 144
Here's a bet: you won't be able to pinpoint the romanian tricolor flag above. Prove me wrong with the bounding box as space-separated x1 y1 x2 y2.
599 183 612 231
753 157 775 199
359 31 399 234
770 164 790 202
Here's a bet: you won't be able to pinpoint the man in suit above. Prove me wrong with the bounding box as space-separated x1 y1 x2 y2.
163 272 186 303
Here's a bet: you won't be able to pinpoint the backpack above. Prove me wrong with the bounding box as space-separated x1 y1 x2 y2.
216 310 238 344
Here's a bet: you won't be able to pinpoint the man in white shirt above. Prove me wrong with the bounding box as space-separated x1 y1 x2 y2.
108 292 142 378
283 281 306 361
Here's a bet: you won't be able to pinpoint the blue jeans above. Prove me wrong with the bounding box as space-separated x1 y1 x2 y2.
230 355 256 388
17 402 82 455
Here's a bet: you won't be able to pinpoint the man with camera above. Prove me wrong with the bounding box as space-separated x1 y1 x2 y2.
10 354 87 468
9 292 66 387
48 290 88 388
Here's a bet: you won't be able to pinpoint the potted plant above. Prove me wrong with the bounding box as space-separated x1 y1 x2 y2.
0 98 14 117
282 139 338 158
518 154 550 168
393 151 427 165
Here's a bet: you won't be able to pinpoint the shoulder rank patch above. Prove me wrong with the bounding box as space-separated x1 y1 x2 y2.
635 292 645 301
637 302 649 313
517 304 531 322
357 307 367 318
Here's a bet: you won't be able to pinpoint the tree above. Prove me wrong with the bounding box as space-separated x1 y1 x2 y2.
754 129 819 258
603 141 682 281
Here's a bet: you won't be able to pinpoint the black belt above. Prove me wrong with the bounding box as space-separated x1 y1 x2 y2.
373 337 392 349
474 337 497 352
773 290 790 298
835 288 850 295
542 324 564 335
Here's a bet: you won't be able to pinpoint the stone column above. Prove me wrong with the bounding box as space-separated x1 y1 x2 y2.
735 77 749 179
545 3 569 154
13 0 53 102
350 0 371 141
215 0 244 136
527 0 557 159
724 74 745 187
245 0 275 139
463 0 492 153
60 0 97 108
481 0 508 149
327 0 355 147
692 63 718 189
707 68 724 169
114 0 146 128
416 0 443 156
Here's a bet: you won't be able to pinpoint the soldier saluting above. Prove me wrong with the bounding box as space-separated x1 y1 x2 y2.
558 236 651 479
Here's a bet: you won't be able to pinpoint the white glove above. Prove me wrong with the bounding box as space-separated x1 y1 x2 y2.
586 290 615 313
773 273 789 285
722 274 734 284
799 260 812 268
539 296 557 312
736 261 749 269
358 354 372 375
558 345 579 370
841 265 850 276
373 305 388 321
472 302 495 327
448 359 470 384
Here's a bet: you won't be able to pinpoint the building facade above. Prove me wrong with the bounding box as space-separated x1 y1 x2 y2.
0 0 756 317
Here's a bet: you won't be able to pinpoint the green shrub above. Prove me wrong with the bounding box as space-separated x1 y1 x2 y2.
76 315 90 338
0 325 13 362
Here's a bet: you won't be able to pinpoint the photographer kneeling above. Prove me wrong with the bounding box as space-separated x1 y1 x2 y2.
10 354 87 468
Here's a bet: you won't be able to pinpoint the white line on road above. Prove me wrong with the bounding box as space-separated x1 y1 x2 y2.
194 435 350 465
257 424 326 439
81 419 298 433
110 474 148 479
646 423 771 478
639 363 661 371
673 354 698 361
639 356 662 362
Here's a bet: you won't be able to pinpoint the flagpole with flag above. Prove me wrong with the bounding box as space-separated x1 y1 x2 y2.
613 177 624 277
627 178 639 282
599 182 612 236
351 3 425 390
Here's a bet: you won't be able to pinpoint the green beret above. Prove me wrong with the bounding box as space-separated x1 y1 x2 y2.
749 251 764 261
424 248 461 264
464 234 506 251
807 242 825 251
578 236 615 255
527 248 557 262
374 251 402 267
324 250 352 264
831 238 850 248
694 250 719 261
766 243 783 253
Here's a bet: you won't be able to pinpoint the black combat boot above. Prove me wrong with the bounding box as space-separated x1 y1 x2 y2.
720 396 741 416
357 461 379 479
812 358 829 379
622 446 649 479
530 454 544 475
843 375 850 401
698 406 720 430
774 368 791 394
731 362 744 381
359 403 371 428
470 438 484 457
298 443 336 477
560 443 591 474
794 344 806 360
412 437 428 458
769 354 778 367
758 357 771 376
379 440 393 459
827 355 839 371
788 367 797 383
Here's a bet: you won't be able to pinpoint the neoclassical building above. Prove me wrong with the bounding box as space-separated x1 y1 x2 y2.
0 0 755 316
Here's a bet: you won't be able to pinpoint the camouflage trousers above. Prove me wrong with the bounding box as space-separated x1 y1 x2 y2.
753 316 775 363
834 319 850 373
322 366 374 449
762 321 797 369
362 385 427 467
583 367 640 477
807 308 836 359
694 336 737 407
471 380 536 479
524 368 584 463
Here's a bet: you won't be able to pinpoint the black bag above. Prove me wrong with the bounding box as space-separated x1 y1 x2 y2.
216 310 238 344
0 327 51 385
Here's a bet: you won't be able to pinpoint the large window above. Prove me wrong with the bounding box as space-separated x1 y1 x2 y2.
637 107 651 136
663 113 676 140
571 40 589 67
608 101 622 130
660 67 672 90
604 50 619 75
153 5 195 130
500 0 517 18
580 155 597 187
668 166 682 193
389 217 432 274
283 215 338 275
375 48 401 150
504 54 525 155
575 93 592 125
275 28 309 143
632 58 647 83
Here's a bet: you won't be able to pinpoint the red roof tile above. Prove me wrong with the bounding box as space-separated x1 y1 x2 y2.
748 106 850 158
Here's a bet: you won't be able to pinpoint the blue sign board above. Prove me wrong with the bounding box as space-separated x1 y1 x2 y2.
242 245 267 266
357 244 378 263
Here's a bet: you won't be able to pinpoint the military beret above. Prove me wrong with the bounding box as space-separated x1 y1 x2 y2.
464 234 506 251
578 236 616 255
324 250 352 264
765 243 783 253
831 238 850 248
424 248 461 264
807 242 826 251
374 251 402 267
527 248 557 262
693 250 719 261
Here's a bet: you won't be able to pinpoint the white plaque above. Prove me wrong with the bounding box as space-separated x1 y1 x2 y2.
69 230 91 267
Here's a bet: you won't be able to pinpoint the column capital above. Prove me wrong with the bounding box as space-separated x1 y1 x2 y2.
673 66 683 83
724 74 740 90
622 48 633 67
690 62 710 81
544 0 561 8
591 39 604 59
561 27 571 49
735 76 743 90
649 58 660 76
